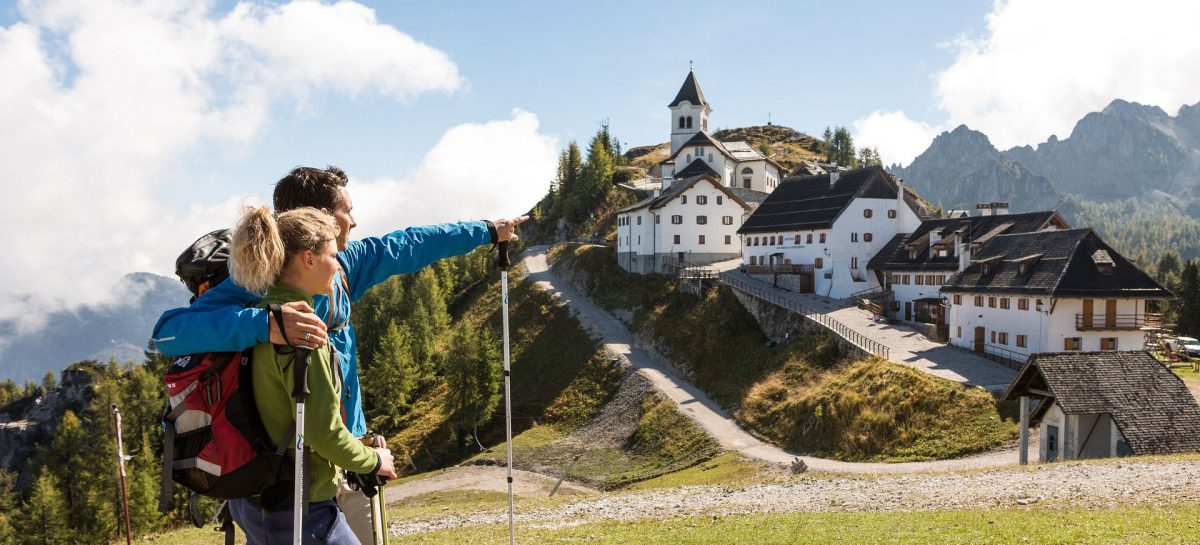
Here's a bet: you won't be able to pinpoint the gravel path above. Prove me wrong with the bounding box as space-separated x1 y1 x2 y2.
384 466 596 503
523 246 1021 473
390 460 1200 535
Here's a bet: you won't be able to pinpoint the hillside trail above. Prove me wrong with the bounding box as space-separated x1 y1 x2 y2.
522 245 1021 474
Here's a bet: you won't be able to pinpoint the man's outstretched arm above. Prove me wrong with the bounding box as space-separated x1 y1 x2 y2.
339 221 492 301
151 279 328 357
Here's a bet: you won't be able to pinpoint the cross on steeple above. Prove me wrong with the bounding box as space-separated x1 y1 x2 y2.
689 60 693 71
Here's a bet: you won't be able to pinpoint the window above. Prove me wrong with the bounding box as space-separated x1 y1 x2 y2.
974 295 984 306
699 235 706 245
770 236 776 245
1018 298 1029 310
749 256 757 265
936 275 946 284
722 216 733 225
998 332 1008 345
636 216 642 225
1100 338 1118 351
696 215 707 225
991 331 996 343
815 257 824 268
851 256 859 269
1065 337 1082 351
806 233 813 244
957 326 962 338
741 167 753 175
673 234 681 244
671 215 682 224
686 116 693 128
999 298 1010 309
724 235 731 245
679 117 686 129
680 195 687 204
851 232 859 242
903 275 910 284
926 275 935 285
656 215 660 224
717 196 723 205
864 209 873 218
864 233 874 242
892 301 900 310
988 296 997 308
637 236 641 245
708 153 713 162
1016 335 1027 348
696 196 708 205
819 233 827 243
915 275 924 286
888 209 897 219
953 294 962 305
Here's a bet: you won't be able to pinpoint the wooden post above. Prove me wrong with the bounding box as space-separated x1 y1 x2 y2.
1018 396 1029 465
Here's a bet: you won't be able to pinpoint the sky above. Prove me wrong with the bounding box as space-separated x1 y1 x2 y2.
1 0 1199 342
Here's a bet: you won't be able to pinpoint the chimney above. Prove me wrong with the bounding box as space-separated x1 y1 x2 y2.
976 202 1010 217
829 163 840 185
958 240 971 272
896 177 905 214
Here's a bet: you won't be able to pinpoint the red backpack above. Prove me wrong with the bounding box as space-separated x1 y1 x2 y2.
157 344 294 513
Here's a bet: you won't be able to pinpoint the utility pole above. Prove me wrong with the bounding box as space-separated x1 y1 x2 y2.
111 405 133 545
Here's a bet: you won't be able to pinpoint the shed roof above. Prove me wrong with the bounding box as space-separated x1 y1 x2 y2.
1002 351 1200 455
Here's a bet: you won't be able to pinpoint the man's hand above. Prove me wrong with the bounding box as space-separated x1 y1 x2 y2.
492 215 528 242
267 301 328 349
373 447 397 480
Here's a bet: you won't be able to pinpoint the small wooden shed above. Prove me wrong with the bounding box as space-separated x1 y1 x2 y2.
1002 351 1200 463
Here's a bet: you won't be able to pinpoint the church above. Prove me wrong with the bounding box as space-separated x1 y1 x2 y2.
659 70 785 192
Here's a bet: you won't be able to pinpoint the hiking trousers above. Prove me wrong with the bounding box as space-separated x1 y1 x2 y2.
228 496 361 545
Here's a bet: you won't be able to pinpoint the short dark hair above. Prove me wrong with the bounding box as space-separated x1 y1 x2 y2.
273 166 349 212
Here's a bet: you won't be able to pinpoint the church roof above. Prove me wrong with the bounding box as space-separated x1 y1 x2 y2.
669 70 708 108
674 158 721 178
1001 351 1200 456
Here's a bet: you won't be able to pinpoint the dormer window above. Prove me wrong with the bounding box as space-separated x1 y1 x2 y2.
1092 249 1115 275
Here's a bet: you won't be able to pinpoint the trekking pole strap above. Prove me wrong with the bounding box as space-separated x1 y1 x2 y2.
497 241 510 272
292 347 312 402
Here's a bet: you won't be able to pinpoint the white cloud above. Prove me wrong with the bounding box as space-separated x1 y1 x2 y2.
351 109 559 237
0 1 464 332
855 0 1200 162
853 110 946 167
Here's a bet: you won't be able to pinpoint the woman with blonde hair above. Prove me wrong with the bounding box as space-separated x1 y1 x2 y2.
227 205 396 545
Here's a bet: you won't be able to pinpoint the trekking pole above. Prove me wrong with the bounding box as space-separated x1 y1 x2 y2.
498 240 516 545
111 405 133 545
291 347 313 545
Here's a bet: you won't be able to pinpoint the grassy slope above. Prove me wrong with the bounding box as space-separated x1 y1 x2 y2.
550 244 1018 462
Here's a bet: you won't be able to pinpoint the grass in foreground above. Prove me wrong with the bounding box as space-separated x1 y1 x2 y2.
396 503 1200 545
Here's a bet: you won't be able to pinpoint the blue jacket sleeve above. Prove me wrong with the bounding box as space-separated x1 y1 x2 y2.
150 278 267 357
339 221 492 302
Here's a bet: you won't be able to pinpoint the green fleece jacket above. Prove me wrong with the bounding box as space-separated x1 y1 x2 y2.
252 282 379 502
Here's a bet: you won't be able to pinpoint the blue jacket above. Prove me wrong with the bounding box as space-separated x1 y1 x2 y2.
152 221 493 437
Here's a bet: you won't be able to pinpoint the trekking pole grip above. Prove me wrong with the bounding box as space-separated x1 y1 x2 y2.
497 241 511 271
292 347 312 401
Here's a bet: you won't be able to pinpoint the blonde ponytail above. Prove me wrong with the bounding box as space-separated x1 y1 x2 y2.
230 205 339 295
230 205 285 295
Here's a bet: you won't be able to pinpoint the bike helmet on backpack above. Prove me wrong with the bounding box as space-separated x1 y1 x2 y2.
175 228 232 302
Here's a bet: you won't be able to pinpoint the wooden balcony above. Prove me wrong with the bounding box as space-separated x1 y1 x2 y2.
1075 313 1160 331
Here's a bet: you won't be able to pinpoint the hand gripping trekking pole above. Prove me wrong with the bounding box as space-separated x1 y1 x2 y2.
291 347 313 545
498 241 516 545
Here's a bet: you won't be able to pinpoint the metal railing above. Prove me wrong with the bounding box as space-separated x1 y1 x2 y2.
720 272 890 360
1074 314 1150 331
742 264 814 275
972 342 1029 369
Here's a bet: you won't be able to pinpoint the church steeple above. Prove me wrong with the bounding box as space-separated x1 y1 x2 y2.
669 68 713 155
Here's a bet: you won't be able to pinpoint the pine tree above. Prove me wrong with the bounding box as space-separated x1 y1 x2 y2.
831 127 857 167
442 323 501 450
41 372 56 392
1177 260 1200 337
364 321 418 431
821 127 834 162
0 469 15 545
14 472 69 545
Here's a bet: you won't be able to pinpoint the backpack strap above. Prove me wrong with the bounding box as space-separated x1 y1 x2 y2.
158 398 189 513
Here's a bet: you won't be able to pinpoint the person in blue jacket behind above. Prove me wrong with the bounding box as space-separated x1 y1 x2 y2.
152 165 525 543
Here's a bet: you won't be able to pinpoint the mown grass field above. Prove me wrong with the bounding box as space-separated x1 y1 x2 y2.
549 243 1019 462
